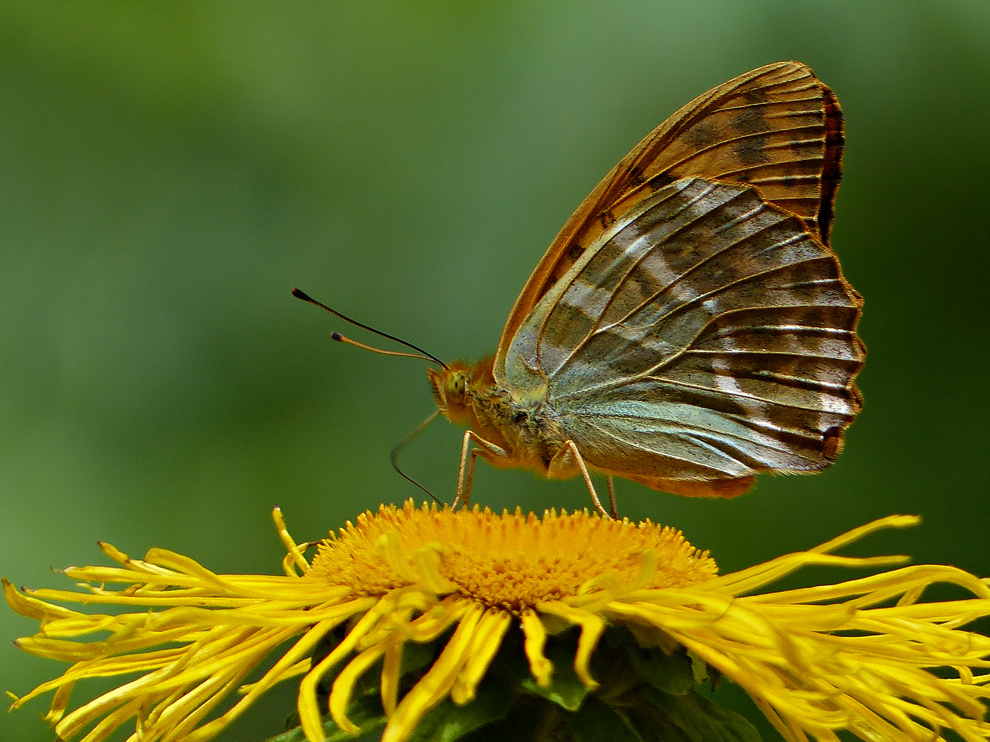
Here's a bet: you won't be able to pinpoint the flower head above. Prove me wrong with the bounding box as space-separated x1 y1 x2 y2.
7 502 990 742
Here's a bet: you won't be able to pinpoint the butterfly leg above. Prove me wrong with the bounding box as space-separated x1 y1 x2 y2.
554 440 610 518
606 477 619 519
454 429 510 510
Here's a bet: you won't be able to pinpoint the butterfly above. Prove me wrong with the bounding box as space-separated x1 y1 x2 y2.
425 61 864 517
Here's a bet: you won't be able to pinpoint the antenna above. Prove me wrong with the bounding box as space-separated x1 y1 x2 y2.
291 288 448 369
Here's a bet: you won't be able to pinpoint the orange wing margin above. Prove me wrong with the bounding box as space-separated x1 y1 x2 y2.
494 61 844 374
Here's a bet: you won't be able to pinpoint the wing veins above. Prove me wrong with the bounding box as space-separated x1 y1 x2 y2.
691 363 857 394
579 115 825 229
741 369 852 392
721 412 827 441
580 417 752 473
548 204 820 386
599 212 803 335
707 324 855 339
581 410 822 472
583 411 824 468
555 360 853 415
587 187 762 334
532 183 714 370
543 179 722 346
548 182 749 375
745 173 821 187
653 126 826 178
556 250 842 393
685 348 857 362
633 252 837 353
717 96 822 114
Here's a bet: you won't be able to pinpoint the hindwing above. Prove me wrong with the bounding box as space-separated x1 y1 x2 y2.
503 177 863 484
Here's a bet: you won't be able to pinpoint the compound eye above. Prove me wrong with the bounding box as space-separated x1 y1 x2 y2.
448 373 466 401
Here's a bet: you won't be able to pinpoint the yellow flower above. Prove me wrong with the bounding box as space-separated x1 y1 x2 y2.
6 502 990 742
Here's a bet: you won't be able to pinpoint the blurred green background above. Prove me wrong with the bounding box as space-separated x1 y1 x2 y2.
2 2 989 740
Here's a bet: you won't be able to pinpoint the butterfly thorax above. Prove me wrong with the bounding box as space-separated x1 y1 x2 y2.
428 358 567 474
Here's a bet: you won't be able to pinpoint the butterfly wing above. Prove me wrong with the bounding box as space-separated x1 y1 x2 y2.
503 177 863 493
495 61 844 380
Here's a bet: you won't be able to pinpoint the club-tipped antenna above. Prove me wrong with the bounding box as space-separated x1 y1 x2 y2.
292 287 448 369
390 411 443 504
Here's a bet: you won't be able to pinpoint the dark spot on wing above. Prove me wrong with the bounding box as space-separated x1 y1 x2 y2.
684 121 717 147
733 133 771 165
566 243 584 261
743 87 770 103
790 111 822 154
599 209 616 229
731 108 770 134
628 166 646 186
800 307 827 328
781 175 797 188
822 426 843 460
648 171 676 191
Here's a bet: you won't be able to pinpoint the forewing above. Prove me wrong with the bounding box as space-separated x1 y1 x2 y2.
505 177 863 482
495 61 843 378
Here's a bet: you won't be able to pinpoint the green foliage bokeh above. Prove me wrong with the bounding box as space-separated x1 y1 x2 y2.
2 2 989 740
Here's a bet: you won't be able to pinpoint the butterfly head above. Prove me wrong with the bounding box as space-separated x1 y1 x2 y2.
427 357 495 427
